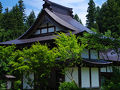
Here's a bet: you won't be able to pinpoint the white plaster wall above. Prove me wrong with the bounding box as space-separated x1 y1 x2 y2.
65 67 79 86
81 67 90 88
23 73 34 89
7 81 11 89
91 68 99 88
100 67 106 72
81 49 89 58
34 30 40 35
90 50 98 59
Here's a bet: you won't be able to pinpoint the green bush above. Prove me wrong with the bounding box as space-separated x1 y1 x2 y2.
14 80 21 90
59 81 90 90
59 81 79 90
101 68 120 90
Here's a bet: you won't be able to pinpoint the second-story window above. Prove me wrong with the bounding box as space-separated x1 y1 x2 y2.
90 50 98 59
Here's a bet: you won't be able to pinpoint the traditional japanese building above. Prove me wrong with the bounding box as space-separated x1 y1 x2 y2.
0 0 119 89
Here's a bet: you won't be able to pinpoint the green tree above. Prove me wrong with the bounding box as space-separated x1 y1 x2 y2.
97 0 120 37
0 2 3 13
86 0 96 29
26 10 36 28
0 46 15 78
1 8 10 30
74 14 83 24
55 32 87 86
18 0 25 21
10 43 57 88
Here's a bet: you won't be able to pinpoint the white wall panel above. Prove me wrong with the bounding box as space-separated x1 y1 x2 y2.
81 67 90 88
91 68 99 88
7 81 11 89
65 67 79 86
23 73 34 89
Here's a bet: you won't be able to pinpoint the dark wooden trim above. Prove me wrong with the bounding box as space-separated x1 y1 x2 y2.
89 67 92 88
78 67 81 88
54 26 56 32
106 67 107 72
89 50 91 60
47 23 49 33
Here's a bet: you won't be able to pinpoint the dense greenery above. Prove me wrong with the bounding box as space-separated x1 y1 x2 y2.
9 43 57 88
74 14 83 24
59 81 79 90
101 68 120 90
0 0 36 42
86 0 96 29
86 0 120 37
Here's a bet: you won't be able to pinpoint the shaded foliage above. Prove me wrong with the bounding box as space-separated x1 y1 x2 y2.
74 14 83 24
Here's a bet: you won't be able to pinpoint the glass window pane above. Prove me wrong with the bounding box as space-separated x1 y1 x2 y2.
56 27 61 31
90 50 98 59
81 49 89 58
41 28 47 33
49 27 54 32
34 30 40 35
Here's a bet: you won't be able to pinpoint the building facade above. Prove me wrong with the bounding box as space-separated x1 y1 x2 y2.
0 0 119 89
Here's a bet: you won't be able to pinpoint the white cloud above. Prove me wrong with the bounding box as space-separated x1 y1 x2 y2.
24 0 106 25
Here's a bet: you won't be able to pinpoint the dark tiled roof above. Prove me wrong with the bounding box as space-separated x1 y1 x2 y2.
0 31 80 45
43 0 73 16
0 0 91 45
100 49 120 62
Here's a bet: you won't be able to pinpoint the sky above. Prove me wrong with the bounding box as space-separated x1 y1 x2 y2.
0 0 107 25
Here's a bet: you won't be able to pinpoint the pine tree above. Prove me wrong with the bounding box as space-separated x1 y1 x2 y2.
18 0 25 21
1 8 10 30
74 14 83 24
0 2 3 13
26 10 36 27
98 0 120 37
86 0 96 29
0 2 3 27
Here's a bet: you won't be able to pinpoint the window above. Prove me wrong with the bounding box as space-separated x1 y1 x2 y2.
34 30 40 35
90 50 98 59
81 49 89 59
48 27 54 32
56 27 61 31
41 28 47 33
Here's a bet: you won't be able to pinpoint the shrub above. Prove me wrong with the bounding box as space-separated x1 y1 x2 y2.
59 81 90 90
59 81 79 90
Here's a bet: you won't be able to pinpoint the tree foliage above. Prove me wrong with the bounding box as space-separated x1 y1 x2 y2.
9 43 57 87
0 45 15 78
86 0 96 29
55 32 87 67
0 2 2 13
26 10 36 28
74 14 83 24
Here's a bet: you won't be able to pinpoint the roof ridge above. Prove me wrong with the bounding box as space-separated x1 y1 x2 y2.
43 0 73 11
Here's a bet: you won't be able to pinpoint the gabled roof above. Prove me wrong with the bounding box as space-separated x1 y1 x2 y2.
0 0 91 45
